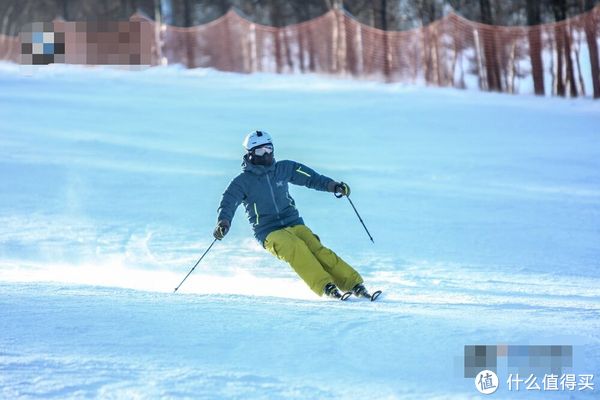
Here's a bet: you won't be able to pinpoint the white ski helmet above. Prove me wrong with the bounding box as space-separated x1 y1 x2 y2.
243 130 273 151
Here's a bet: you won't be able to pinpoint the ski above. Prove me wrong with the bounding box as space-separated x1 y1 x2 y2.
340 291 353 301
324 283 352 301
370 290 382 301
354 290 382 301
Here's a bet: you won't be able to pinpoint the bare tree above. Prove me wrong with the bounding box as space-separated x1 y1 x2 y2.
527 0 545 95
60 0 69 20
182 0 196 67
552 0 578 96
370 0 391 79
583 0 600 98
479 0 502 91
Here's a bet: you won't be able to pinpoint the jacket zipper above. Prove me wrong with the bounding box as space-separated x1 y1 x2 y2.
265 174 283 225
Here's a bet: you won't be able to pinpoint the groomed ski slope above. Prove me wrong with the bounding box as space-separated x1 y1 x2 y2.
0 63 599 399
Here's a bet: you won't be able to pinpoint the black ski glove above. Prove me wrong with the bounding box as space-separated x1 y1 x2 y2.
333 181 351 197
213 220 230 240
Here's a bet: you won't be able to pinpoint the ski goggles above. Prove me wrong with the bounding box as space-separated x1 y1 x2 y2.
253 145 273 156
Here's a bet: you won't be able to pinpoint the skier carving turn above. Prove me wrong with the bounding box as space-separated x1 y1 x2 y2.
213 130 380 300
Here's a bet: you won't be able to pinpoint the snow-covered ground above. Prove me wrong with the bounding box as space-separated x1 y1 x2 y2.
0 63 599 398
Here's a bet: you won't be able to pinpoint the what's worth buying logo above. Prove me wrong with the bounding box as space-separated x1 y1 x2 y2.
475 370 499 395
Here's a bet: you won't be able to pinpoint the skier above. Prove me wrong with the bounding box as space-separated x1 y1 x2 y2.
213 130 377 300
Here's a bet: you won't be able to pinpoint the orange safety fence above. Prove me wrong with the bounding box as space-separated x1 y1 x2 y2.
1 5 599 97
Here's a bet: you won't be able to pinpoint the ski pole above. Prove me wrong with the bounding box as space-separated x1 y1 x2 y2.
173 238 218 293
346 196 375 243
335 189 374 243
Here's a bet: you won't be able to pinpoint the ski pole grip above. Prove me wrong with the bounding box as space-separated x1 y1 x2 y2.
333 182 348 198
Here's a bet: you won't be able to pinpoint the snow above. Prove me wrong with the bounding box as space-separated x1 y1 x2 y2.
0 62 599 398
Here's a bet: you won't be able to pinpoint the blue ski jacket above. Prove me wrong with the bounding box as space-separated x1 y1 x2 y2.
217 155 335 246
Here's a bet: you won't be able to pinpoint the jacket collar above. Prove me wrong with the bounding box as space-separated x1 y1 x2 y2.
242 154 276 175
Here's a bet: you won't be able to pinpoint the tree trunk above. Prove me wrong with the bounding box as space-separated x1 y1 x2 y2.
62 0 69 20
555 25 565 96
345 12 358 76
373 0 391 80
552 0 578 97
564 27 578 97
284 29 294 72
130 0 139 15
270 3 283 73
298 28 305 73
421 15 433 84
526 0 545 95
183 0 195 68
153 0 163 65
479 0 501 91
584 0 600 98
307 27 316 72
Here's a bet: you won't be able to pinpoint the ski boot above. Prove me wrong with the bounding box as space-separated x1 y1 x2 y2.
324 283 352 301
352 283 382 301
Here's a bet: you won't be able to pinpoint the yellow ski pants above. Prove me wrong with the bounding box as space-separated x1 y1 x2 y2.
264 224 363 296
